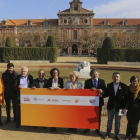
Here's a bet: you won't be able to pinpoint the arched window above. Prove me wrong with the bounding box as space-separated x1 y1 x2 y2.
73 30 77 40
84 19 88 24
64 19 67 24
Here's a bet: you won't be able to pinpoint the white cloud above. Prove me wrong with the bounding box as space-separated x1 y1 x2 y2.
49 1 56 9
92 0 140 18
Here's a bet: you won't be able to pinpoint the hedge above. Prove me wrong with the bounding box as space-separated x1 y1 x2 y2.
0 47 58 63
97 48 140 64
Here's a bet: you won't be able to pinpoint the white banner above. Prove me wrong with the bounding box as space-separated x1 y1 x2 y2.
21 95 99 106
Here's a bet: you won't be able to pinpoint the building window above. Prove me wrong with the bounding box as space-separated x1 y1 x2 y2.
64 19 67 24
27 20 31 26
2 20 6 26
73 30 77 40
104 20 108 25
123 20 127 25
84 19 88 24
74 4 78 11
44 20 48 25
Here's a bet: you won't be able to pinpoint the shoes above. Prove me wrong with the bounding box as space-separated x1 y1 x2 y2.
5 119 11 124
0 120 3 126
67 128 77 133
82 129 90 134
95 129 103 136
125 135 131 140
103 134 110 139
115 135 122 140
50 127 57 132
131 136 136 140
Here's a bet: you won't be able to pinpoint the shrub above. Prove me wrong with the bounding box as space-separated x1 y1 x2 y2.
102 37 115 49
46 35 57 48
5 36 14 47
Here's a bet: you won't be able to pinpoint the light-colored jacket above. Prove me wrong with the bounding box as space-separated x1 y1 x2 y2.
64 80 83 89
0 79 5 105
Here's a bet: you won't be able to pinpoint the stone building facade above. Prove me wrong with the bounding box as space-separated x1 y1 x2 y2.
0 0 140 55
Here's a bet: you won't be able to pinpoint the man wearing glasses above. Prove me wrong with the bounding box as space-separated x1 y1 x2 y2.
14 66 33 128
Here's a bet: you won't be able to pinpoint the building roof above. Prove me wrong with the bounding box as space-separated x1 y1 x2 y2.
1 18 140 26
93 18 140 26
0 19 58 26
61 8 91 13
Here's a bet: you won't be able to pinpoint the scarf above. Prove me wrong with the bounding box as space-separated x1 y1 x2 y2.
129 84 140 100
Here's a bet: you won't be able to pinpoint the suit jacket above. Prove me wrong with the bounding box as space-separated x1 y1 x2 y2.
103 82 128 112
2 70 18 97
32 78 48 88
127 87 140 110
14 74 33 98
48 77 64 88
84 78 106 106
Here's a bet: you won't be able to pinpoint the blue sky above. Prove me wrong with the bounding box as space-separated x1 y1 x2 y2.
0 0 140 20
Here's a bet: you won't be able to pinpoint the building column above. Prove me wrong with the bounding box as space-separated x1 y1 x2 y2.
68 47 72 54
78 47 82 55
88 48 91 54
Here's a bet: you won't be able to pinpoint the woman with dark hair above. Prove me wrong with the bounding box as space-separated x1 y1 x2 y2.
125 76 140 140
48 68 63 132
48 68 63 89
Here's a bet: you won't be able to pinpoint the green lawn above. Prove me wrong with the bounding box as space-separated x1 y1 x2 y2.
0 68 139 86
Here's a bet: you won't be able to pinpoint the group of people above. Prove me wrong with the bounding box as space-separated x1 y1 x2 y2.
0 63 140 140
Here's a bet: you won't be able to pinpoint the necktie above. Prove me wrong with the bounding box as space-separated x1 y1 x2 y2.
94 80 97 88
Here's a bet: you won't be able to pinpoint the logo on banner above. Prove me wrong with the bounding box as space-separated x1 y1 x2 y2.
24 97 30 101
89 99 96 103
33 98 37 101
75 99 79 103
33 98 44 101
47 99 51 102
62 100 71 102
52 99 59 102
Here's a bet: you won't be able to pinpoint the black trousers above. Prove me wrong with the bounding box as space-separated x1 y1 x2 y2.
4 95 16 120
16 99 20 124
126 108 140 137
98 105 102 130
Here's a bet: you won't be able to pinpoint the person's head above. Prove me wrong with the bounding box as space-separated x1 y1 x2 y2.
130 76 139 87
7 63 14 74
90 69 100 80
50 68 59 79
21 66 28 78
112 72 121 84
69 71 78 83
38 69 45 80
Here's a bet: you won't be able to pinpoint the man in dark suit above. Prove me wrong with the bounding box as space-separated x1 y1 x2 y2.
2 63 18 124
14 66 33 128
103 72 128 140
82 69 106 136
32 69 48 89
